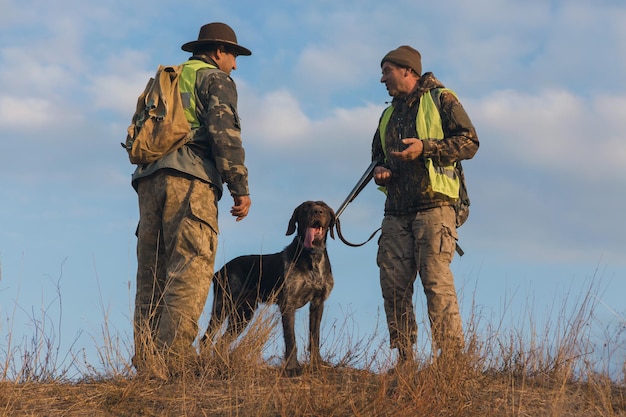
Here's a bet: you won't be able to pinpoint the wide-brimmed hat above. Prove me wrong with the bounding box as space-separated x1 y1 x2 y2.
181 22 252 56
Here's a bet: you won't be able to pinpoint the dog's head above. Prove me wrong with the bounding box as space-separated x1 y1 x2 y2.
286 201 335 249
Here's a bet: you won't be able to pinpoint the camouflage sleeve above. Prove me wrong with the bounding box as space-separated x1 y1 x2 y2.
371 118 387 166
421 91 479 165
197 71 249 196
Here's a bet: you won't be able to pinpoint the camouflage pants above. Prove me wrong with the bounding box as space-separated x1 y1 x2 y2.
377 206 464 356
134 170 218 369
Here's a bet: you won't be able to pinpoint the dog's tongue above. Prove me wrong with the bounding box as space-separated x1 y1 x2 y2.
304 227 322 248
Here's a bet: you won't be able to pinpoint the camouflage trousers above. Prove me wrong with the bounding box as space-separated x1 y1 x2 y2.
377 206 464 358
134 170 218 371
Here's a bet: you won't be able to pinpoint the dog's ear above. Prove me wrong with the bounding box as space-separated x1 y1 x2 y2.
286 204 302 235
328 207 337 239
320 201 336 239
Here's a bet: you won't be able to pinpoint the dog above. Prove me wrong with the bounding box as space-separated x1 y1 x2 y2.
201 201 335 376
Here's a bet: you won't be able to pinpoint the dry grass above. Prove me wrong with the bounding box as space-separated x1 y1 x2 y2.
1 284 625 416
1 348 624 416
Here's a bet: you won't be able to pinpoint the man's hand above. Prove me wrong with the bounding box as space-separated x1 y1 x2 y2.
373 166 392 186
390 138 423 161
231 195 251 221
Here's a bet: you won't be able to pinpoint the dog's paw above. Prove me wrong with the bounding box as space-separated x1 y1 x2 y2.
283 363 303 377
199 333 210 346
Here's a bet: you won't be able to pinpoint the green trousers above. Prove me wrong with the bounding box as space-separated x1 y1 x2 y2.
133 170 218 368
377 206 464 357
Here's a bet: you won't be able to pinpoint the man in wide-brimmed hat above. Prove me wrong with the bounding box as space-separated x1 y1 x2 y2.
131 22 253 379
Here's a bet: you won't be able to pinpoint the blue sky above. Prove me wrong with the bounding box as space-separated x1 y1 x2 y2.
1 0 625 376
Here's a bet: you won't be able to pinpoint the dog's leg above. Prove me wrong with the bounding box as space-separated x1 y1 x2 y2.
201 315 219 348
201 274 230 347
280 306 302 376
308 298 325 369
226 303 255 338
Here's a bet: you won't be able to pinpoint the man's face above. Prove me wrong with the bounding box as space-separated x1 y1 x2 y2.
215 48 238 74
380 61 414 98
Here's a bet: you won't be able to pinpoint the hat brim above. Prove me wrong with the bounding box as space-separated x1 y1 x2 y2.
181 39 252 56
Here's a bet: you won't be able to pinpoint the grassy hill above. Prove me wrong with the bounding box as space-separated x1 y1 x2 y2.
1 350 624 416
1 290 625 416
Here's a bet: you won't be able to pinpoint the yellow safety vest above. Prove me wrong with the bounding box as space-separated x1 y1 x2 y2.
178 60 218 128
378 88 460 199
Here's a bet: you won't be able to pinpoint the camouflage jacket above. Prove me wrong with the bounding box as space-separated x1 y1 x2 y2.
371 72 479 216
132 56 249 200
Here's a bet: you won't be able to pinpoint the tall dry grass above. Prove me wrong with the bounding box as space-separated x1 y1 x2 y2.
1 279 625 416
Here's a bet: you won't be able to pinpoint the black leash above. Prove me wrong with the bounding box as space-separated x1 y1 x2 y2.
334 160 381 247
335 217 380 247
334 159 465 256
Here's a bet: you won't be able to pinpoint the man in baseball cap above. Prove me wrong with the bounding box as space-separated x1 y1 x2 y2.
371 46 479 368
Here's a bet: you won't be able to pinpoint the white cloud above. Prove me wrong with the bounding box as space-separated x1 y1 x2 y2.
0 96 81 129
469 89 626 182
241 91 383 167
89 70 153 115
85 49 158 115
0 47 74 95
593 94 626 178
241 89 311 144
460 87 626 264
292 17 383 92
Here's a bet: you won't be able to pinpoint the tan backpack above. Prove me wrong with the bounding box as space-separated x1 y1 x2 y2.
122 65 192 165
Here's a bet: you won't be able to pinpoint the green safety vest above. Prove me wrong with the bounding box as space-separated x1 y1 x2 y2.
378 88 460 199
179 60 218 128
